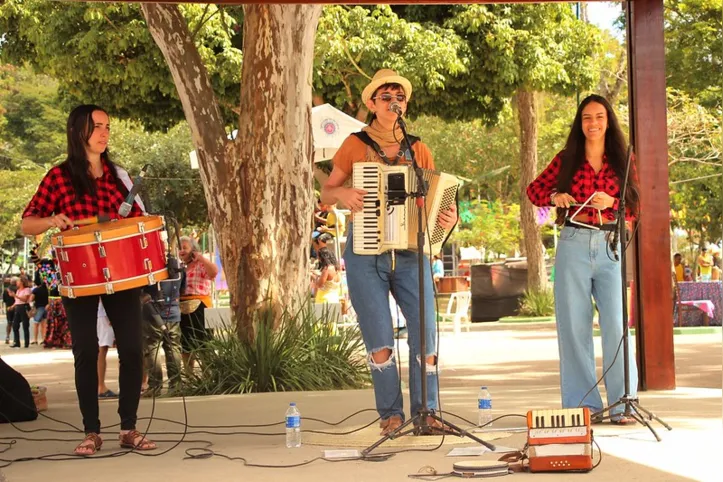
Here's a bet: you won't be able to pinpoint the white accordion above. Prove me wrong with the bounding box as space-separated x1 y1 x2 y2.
352 162 462 256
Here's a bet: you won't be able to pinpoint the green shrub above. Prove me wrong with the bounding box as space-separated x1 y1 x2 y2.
519 288 555 317
180 301 370 395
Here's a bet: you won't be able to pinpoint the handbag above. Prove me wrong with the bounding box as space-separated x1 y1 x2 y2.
179 299 202 315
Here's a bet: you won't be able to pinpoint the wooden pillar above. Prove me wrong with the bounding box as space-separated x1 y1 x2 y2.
628 0 676 389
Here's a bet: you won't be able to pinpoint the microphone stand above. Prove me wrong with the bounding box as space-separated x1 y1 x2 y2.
362 112 494 456
591 146 671 441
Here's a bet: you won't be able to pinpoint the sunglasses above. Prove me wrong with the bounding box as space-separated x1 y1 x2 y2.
372 93 407 103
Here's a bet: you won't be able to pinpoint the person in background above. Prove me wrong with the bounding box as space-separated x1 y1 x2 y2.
11 275 33 349
711 253 721 281
432 254 445 284
31 274 49 345
178 236 218 374
3 280 16 344
319 205 347 238
141 277 183 395
697 247 713 281
314 249 342 304
313 198 329 230
673 253 684 283
310 231 331 260
683 264 694 282
96 301 118 400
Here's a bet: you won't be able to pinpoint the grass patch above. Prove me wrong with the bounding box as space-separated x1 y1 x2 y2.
499 316 556 324
519 288 555 317
180 301 370 395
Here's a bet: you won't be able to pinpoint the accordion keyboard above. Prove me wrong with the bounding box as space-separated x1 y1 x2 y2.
352 163 383 255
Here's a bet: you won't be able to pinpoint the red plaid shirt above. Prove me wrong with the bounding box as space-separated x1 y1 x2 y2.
526 152 637 222
22 162 143 221
183 259 212 297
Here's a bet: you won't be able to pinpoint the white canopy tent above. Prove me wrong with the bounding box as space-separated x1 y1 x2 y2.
311 103 366 163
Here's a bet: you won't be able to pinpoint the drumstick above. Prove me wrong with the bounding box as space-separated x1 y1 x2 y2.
73 215 111 227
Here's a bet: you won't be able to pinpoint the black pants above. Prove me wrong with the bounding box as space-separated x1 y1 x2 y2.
13 306 30 348
62 288 143 434
180 303 208 354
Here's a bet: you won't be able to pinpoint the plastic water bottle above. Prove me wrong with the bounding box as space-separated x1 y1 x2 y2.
478 387 492 428
285 402 301 448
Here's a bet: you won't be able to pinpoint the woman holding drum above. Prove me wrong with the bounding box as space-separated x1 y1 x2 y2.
21 105 157 455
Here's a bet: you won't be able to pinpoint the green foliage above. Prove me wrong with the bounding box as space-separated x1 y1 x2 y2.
410 109 519 201
411 93 578 203
667 89 722 243
519 287 555 317
451 200 522 260
0 0 243 130
664 0 722 108
439 4 602 121
109 120 209 229
181 302 369 395
0 62 210 229
314 5 468 116
0 64 66 165
596 30 628 105
0 166 46 246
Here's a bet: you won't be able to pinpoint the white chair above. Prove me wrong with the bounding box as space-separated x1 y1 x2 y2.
439 291 472 334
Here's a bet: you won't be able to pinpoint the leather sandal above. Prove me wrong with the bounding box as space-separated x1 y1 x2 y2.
74 433 102 456
119 430 157 450
610 415 637 425
379 415 403 436
419 415 454 435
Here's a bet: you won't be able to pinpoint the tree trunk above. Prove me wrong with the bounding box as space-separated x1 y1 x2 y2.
142 4 321 342
516 89 547 292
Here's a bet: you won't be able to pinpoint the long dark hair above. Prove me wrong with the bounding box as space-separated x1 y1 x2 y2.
61 104 128 200
556 94 639 223
317 248 339 271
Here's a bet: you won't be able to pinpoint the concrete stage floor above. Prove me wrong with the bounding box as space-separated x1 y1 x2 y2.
1 322 720 481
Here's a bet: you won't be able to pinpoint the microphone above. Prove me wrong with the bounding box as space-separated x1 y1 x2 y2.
389 101 403 117
118 164 149 218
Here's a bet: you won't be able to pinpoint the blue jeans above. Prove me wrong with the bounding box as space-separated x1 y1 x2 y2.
554 226 638 417
343 229 438 421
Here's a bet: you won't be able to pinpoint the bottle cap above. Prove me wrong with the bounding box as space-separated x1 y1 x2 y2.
480 386 487 389
290 402 296 406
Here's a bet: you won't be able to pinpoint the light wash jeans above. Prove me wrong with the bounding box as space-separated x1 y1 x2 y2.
343 229 438 421
554 225 637 418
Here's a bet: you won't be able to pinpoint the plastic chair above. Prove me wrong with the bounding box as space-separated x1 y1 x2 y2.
439 291 472 334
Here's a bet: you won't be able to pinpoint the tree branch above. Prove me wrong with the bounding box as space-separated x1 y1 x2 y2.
342 40 371 81
102 13 120 32
191 4 220 41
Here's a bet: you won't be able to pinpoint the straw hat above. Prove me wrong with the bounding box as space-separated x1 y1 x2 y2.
361 69 413 105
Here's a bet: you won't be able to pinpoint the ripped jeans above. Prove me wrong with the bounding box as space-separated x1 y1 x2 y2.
343 229 438 421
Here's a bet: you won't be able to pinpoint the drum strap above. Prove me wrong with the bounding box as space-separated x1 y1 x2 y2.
117 166 146 213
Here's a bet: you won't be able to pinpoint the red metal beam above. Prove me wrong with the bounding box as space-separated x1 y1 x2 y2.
628 0 675 390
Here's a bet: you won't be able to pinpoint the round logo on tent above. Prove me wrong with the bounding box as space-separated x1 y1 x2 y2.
321 118 339 136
